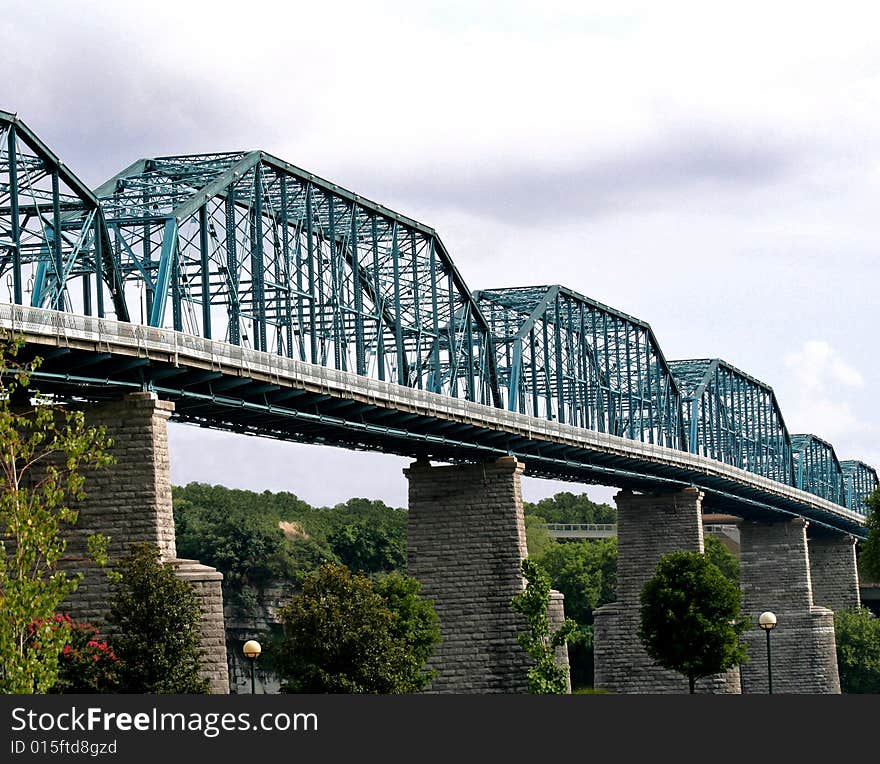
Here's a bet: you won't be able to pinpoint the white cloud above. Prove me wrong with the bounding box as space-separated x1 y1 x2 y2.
780 341 873 459
784 340 865 393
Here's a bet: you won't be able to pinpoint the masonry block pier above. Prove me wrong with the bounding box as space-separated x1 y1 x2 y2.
739 518 840 694
808 532 861 613
60 392 229 694
593 488 740 694
405 456 535 693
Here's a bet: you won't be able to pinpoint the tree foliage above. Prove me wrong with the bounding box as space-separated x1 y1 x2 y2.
173 485 406 593
534 537 617 688
0 333 113 694
639 551 747 693
106 543 208 694
276 563 439 693
524 492 616 525
703 535 739 584
511 558 576 694
859 490 880 583
524 514 555 558
834 607 880 693
50 616 120 693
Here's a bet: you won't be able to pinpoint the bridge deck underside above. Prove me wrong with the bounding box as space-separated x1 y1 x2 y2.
12 326 865 539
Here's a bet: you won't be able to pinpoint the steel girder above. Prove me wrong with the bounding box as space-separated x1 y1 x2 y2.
840 460 878 515
791 434 846 506
0 111 126 319
93 151 500 406
669 358 794 485
476 285 684 448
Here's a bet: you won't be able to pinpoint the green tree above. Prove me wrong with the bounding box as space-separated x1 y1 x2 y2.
535 537 617 688
703 535 739 584
524 514 554 558
511 558 576 694
859 490 880 583
524 492 617 525
639 551 747 693
106 543 208 694
834 607 880 693
325 498 407 574
0 333 113 694
277 563 439 693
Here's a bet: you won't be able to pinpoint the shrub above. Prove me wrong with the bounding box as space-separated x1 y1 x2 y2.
106 544 208 694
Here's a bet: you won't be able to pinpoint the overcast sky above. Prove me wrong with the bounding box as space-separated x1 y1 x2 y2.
3 1 878 507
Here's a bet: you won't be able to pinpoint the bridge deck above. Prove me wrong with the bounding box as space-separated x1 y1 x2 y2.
0 304 867 538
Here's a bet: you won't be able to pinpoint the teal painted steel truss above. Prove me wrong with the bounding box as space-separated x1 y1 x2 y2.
0 109 876 517
0 111 126 319
92 151 500 406
476 286 684 448
840 460 879 513
670 358 793 485
791 433 846 506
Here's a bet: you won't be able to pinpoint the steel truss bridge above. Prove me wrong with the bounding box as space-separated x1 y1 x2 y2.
0 110 875 538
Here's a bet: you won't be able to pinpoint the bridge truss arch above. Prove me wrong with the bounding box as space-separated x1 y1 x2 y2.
0 111 126 319
91 150 500 406
669 358 794 485
840 460 878 515
475 285 684 448
790 434 846 507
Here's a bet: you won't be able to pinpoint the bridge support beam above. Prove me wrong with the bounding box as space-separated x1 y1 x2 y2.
593 488 741 693
739 518 840 694
404 456 535 693
60 392 229 694
808 533 861 613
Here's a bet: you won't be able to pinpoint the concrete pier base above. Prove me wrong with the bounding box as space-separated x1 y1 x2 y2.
593 488 740 694
405 457 535 693
809 533 861 613
739 518 840 694
60 392 229 693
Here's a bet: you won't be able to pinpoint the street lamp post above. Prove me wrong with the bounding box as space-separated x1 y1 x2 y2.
758 611 777 694
243 639 262 695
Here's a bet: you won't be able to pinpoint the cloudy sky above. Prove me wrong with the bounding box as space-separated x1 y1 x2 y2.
3 1 878 507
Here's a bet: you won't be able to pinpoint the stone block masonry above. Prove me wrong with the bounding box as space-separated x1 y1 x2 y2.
739 518 840 694
808 533 861 613
406 456 560 693
58 392 229 694
593 488 741 694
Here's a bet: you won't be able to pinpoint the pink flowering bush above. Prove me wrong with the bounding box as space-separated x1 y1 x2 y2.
40 615 120 693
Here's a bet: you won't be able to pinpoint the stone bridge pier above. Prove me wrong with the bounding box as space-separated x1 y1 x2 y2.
593 487 741 693
405 456 570 693
60 392 229 694
739 519 845 694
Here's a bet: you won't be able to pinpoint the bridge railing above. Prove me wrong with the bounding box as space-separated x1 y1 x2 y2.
0 302 869 533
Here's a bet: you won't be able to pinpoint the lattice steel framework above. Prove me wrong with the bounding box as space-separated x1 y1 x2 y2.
669 359 794 484
1 110 877 512
476 286 684 448
0 111 126 319
840 460 878 515
92 151 499 405
791 434 846 506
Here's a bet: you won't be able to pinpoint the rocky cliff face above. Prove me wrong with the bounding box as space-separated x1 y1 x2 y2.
224 582 296 694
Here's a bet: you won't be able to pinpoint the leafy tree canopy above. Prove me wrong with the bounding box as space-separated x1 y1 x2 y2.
859 490 880 583
173 485 406 589
535 538 617 625
703 535 739 584
276 563 439 693
639 551 747 693
524 492 616 525
524 514 555 558
106 543 208 694
511 558 576 694
0 333 113 694
834 607 880 693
